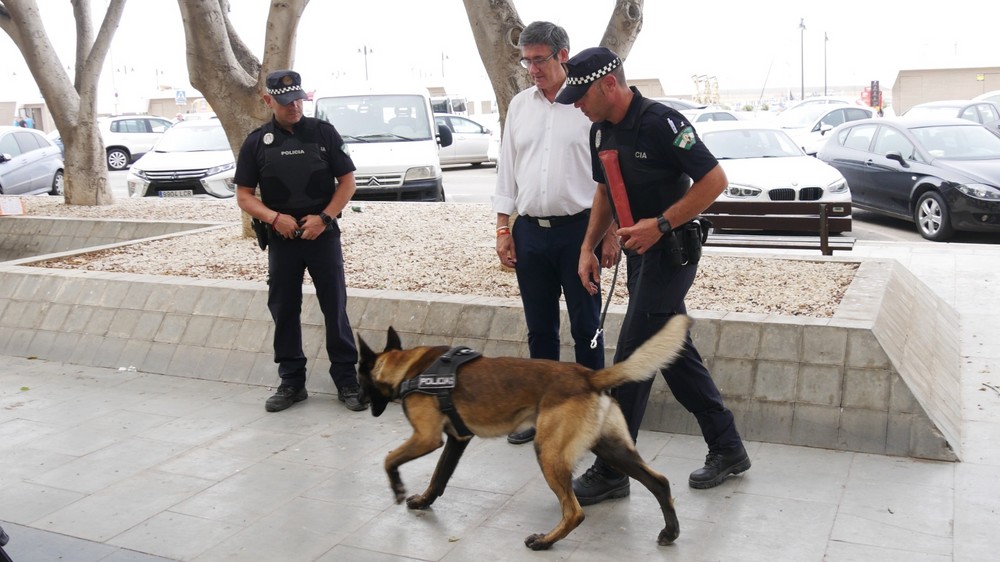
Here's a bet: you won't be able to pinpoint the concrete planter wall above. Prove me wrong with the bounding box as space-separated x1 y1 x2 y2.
0 217 960 461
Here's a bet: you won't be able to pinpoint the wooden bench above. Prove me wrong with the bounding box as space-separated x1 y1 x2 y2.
700 201 855 256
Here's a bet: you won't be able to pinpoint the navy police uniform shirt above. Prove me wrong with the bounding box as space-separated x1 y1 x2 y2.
235 116 356 216
589 87 718 220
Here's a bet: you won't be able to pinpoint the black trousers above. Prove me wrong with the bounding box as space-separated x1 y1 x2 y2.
597 243 743 474
512 216 604 370
267 225 358 391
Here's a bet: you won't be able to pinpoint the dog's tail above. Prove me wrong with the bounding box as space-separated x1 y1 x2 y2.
590 314 692 391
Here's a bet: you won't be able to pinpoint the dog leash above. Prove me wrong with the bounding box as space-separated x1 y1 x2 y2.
590 249 623 349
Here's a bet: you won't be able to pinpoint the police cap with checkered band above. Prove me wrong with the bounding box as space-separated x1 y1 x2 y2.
555 47 622 105
265 70 309 105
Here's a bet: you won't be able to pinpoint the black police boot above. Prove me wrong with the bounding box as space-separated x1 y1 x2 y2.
689 446 751 489
338 385 369 412
265 384 308 412
507 427 536 444
572 463 630 506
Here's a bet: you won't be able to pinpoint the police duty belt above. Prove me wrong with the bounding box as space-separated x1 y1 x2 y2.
399 346 481 438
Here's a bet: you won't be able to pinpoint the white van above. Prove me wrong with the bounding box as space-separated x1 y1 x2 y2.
314 91 453 201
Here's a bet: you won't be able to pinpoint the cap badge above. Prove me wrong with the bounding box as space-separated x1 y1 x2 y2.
281 75 294 86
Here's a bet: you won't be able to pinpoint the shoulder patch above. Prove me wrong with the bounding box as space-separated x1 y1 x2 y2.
673 126 697 150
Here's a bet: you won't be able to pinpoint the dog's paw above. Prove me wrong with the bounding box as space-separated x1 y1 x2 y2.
524 533 553 551
392 486 407 504
406 494 432 510
657 525 680 545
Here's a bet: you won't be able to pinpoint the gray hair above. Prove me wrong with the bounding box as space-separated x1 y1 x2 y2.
518 21 569 52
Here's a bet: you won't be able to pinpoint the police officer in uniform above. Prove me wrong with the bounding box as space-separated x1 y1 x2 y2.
235 70 367 413
555 48 751 503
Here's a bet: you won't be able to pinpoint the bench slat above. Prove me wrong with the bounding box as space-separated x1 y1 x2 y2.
707 216 852 231
705 234 855 252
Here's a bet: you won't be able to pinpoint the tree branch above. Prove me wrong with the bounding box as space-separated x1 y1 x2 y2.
220 0 260 78
600 0 644 59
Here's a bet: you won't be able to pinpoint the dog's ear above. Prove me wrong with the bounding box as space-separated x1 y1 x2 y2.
385 326 402 351
358 334 376 369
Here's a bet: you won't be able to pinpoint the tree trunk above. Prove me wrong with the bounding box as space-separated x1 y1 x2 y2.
460 0 532 131
177 0 308 236
0 0 125 205
462 0 644 133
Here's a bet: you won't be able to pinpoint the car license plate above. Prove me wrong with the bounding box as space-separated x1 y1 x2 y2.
159 190 193 197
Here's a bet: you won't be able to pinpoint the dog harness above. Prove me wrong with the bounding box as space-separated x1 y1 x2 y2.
399 346 481 438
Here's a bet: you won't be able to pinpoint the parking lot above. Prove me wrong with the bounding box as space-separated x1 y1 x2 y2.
102 167 1000 246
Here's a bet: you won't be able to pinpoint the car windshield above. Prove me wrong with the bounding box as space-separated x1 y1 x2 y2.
774 105 828 129
910 124 1000 159
702 129 804 159
315 94 432 142
153 122 229 152
904 106 960 119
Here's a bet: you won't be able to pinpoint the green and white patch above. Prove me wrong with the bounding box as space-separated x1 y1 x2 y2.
673 126 697 150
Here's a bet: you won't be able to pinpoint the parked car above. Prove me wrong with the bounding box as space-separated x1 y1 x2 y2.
816 117 1000 241
902 100 1000 138
974 90 1000 106
0 125 64 195
100 115 174 171
434 114 498 167
651 97 707 111
779 96 855 112
682 108 742 123
775 103 875 155
698 122 851 231
46 129 64 156
126 119 235 198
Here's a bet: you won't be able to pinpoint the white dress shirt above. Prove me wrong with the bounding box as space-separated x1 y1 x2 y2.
492 84 596 218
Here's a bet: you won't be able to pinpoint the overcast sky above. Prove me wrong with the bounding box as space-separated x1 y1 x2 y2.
2 0 995 114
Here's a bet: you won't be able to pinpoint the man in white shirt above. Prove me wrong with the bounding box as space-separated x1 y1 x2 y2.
493 21 619 444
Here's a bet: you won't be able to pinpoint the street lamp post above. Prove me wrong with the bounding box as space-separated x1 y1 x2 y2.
824 32 829 96
358 45 372 81
799 18 806 101
441 52 449 79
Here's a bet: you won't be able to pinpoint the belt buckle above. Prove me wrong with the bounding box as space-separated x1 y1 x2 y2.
538 218 551 228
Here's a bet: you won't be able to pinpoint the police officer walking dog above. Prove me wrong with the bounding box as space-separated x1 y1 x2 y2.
555 48 751 503
235 70 367 413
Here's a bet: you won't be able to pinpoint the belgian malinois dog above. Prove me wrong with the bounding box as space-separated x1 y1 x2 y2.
356 314 691 550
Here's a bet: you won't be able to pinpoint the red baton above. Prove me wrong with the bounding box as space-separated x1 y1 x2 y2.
598 149 634 228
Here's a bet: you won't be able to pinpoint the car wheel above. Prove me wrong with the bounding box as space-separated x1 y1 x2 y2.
914 191 954 241
50 170 64 196
107 148 130 170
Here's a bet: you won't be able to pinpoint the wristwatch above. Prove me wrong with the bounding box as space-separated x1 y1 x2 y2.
320 212 334 226
656 215 673 235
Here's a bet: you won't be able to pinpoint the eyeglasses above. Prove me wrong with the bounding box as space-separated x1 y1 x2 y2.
519 51 558 69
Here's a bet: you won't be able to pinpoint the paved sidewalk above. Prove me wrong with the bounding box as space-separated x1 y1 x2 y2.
1 239 999 561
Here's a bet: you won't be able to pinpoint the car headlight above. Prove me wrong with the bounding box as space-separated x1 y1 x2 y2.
956 183 1000 201
723 184 761 198
827 178 848 194
205 162 235 177
131 168 149 180
404 165 441 182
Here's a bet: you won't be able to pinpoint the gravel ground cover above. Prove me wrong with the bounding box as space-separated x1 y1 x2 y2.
21 197 858 317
